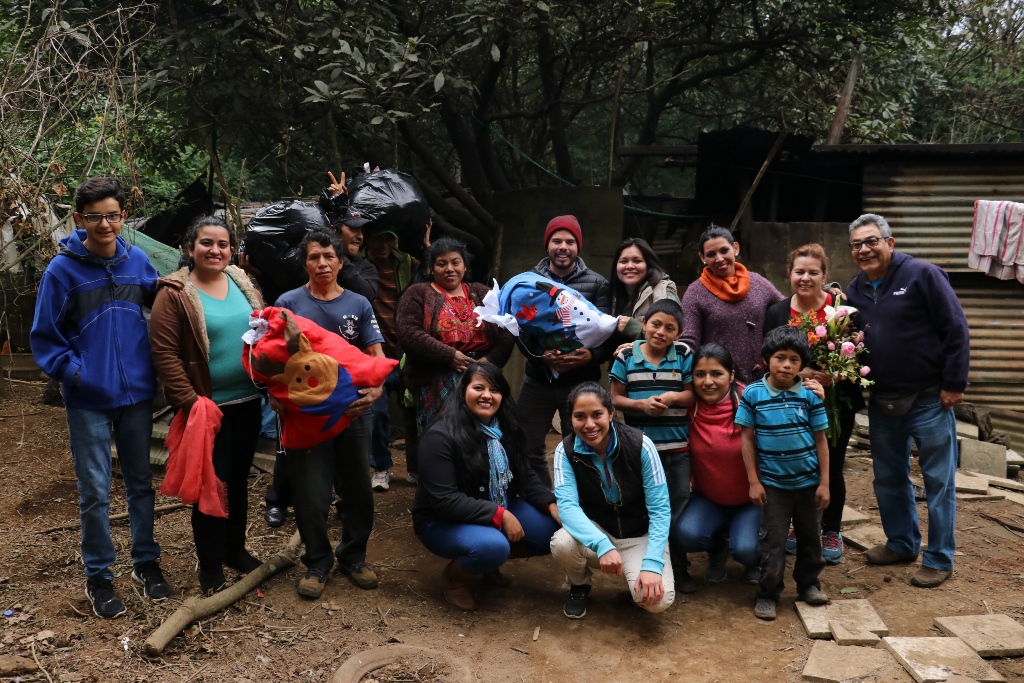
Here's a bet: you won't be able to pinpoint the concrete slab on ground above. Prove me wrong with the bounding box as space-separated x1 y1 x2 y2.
842 506 872 527
802 641 910 683
830 620 881 646
954 473 992 495
933 614 1024 658
959 440 1008 479
956 493 1005 502
1007 450 1024 466
882 637 1005 683
844 525 917 553
796 599 889 639
976 473 1024 494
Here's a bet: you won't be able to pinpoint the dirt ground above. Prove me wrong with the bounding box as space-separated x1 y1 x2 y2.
2 380 1024 683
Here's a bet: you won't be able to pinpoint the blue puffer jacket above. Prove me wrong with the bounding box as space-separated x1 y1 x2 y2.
31 230 158 409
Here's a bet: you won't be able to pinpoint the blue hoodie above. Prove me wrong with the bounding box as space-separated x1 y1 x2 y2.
31 230 158 409
845 251 970 394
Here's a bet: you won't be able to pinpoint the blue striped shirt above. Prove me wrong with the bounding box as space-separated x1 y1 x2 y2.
609 341 693 452
735 378 828 490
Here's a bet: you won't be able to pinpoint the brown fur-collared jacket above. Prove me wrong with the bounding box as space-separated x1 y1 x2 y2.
150 265 263 409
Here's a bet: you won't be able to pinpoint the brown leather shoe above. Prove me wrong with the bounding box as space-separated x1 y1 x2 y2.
910 566 952 588
864 544 917 565
441 560 476 611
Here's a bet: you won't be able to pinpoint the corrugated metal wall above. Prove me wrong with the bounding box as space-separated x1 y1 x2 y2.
863 163 1024 271
863 163 1024 450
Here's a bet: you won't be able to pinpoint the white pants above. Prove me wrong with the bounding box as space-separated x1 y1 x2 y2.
550 527 675 613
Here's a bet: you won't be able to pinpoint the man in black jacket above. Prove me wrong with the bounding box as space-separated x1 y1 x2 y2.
519 215 612 488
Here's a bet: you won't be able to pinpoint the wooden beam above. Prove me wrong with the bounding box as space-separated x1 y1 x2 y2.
825 54 864 145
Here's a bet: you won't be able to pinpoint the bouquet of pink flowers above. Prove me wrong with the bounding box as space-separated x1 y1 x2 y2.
789 296 873 445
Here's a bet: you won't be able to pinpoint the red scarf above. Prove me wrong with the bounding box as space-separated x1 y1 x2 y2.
700 262 750 302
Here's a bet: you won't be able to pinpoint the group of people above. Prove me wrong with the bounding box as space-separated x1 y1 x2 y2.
31 174 970 624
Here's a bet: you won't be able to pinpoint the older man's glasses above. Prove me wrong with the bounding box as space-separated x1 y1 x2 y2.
79 212 125 225
849 236 883 251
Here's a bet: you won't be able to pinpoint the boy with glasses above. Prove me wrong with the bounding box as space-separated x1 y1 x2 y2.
32 177 171 618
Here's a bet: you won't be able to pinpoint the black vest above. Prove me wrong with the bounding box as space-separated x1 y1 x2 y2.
563 423 650 539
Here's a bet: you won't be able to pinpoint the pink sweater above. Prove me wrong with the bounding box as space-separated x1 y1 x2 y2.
679 272 783 384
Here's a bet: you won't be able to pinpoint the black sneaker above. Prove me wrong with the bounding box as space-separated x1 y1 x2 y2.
132 560 172 601
563 584 591 619
86 578 127 619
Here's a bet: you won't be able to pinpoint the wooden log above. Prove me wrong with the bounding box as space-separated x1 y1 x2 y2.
143 531 301 656
36 503 188 534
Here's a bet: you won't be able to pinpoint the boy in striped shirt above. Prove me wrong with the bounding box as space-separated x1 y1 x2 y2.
736 326 829 621
609 300 694 582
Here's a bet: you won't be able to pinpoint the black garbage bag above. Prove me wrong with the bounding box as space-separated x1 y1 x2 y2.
242 200 327 302
347 169 430 246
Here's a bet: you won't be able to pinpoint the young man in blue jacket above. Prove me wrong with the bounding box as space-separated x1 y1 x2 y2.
31 177 171 618
845 213 970 589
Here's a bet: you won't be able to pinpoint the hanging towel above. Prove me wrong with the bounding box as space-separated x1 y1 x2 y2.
161 396 228 517
970 200 1024 283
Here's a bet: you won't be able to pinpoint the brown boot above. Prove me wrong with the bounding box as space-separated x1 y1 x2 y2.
442 560 476 611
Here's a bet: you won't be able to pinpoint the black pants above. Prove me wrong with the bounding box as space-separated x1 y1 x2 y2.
821 401 858 533
757 485 824 601
518 377 575 489
192 399 261 571
264 438 292 509
286 413 374 572
401 404 419 475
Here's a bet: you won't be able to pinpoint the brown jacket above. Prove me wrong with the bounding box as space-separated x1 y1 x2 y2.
150 265 263 409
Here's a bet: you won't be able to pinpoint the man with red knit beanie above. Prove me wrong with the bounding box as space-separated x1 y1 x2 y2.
518 215 611 488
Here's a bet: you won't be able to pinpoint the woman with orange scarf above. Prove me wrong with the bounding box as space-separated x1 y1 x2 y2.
680 226 784 384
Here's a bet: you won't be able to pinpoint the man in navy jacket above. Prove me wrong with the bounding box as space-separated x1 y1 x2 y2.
845 213 969 589
31 177 171 618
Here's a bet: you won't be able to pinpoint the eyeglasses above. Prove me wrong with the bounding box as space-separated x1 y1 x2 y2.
849 236 883 251
80 212 125 225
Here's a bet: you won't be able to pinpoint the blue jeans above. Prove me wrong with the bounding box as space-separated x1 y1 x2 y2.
869 395 957 571
416 498 559 575
369 368 403 471
66 400 160 580
673 492 761 569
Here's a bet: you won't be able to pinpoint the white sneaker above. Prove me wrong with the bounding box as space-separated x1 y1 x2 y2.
371 469 391 491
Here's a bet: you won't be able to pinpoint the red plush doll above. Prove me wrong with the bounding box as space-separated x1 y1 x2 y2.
242 307 398 449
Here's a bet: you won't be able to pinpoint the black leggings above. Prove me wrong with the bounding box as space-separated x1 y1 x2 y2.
821 400 858 533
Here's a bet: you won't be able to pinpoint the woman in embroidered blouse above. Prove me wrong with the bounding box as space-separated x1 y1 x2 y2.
762 243 865 564
680 225 784 384
412 362 561 611
396 237 514 435
150 216 264 594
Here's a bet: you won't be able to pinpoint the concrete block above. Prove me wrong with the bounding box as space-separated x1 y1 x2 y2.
842 506 872 527
802 641 911 683
796 599 889 640
1006 449 1024 466
956 420 980 440
954 473 991 495
933 614 1024 658
844 525 888 552
959 439 1008 479
882 637 1004 683
830 620 881 646
855 413 870 436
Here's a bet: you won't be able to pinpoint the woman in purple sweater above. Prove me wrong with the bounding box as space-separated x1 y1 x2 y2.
680 226 784 384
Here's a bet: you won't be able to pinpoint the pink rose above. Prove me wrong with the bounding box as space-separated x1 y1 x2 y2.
815 325 828 338
840 341 856 358
836 307 851 317
857 342 864 349
859 365 871 376
827 342 836 351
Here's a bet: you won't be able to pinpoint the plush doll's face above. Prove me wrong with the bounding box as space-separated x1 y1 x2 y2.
271 333 338 406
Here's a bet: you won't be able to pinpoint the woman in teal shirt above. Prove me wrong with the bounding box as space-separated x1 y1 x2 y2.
151 216 265 593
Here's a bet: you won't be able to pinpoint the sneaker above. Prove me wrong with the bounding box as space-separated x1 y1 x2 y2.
371 469 392 492
785 530 797 555
754 598 776 621
822 531 844 564
798 585 829 605
132 561 172 601
339 561 379 590
297 567 328 599
86 578 127 619
406 472 419 484
742 566 761 585
563 584 591 619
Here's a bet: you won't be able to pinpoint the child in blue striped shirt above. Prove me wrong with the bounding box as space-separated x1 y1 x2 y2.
736 326 829 621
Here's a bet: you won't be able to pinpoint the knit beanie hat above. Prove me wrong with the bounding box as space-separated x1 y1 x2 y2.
543 215 583 250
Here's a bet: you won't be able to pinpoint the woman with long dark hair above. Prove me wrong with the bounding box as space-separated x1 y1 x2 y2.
609 238 679 342
412 362 561 611
680 225 784 383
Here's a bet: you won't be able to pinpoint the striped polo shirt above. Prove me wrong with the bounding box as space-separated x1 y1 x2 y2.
609 340 693 453
735 378 828 490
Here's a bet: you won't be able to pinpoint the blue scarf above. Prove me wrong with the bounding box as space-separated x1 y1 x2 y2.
477 419 513 508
